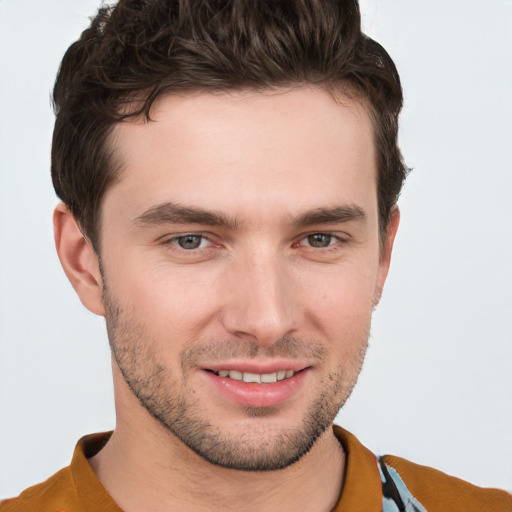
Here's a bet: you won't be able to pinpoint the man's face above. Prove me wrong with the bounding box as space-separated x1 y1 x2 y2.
97 87 394 470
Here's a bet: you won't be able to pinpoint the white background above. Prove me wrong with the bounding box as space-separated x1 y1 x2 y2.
1 0 511 498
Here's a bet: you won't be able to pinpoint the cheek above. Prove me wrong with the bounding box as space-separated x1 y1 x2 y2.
297 260 377 337
103 243 379 348
106 258 226 340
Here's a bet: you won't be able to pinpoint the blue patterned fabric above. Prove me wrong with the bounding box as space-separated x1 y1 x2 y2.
379 458 428 512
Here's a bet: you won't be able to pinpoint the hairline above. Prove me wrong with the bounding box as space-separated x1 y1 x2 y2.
87 83 392 255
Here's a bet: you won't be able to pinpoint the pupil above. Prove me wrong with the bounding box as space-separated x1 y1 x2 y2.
178 235 201 249
308 234 331 248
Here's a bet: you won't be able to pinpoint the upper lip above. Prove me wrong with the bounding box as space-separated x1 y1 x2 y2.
203 360 310 374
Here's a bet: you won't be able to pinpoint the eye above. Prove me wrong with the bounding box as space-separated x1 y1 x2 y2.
303 233 337 248
172 234 209 250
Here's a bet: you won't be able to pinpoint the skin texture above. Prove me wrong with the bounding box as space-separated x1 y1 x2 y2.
54 86 399 512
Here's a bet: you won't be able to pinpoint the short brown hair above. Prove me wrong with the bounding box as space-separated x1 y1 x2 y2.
52 0 408 251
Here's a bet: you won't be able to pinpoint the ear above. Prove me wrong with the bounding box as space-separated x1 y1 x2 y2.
374 206 400 306
53 203 105 316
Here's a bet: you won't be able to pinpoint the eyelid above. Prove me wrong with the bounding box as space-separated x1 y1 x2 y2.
158 230 348 252
161 233 213 250
296 231 347 241
294 231 349 250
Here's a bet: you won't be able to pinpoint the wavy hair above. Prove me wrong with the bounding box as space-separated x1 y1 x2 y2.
52 0 408 250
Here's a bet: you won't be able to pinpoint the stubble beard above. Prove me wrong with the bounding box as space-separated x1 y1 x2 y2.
102 285 369 472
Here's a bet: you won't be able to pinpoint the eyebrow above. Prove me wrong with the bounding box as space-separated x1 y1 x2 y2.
134 202 239 229
291 205 367 227
134 202 366 230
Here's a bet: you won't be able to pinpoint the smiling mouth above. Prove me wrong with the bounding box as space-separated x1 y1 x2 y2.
209 369 298 384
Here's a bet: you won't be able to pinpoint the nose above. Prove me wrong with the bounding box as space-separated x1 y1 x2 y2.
220 250 297 346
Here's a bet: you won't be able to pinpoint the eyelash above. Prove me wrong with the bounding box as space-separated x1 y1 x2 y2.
163 232 347 253
294 233 345 250
165 234 213 251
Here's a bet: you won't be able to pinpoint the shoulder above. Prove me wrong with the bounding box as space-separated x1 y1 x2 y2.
381 454 512 512
333 426 511 512
0 433 118 512
0 466 82 512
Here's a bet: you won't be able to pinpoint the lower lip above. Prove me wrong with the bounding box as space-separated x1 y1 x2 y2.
203 369 309 408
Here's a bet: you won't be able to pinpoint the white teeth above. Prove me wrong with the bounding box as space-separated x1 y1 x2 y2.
261 372 277 383
243 372 261 383
217 370 295 383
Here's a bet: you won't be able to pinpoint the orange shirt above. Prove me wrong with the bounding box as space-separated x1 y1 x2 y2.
1 427 511 512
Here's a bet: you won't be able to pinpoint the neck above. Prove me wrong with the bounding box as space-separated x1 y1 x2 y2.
89 412 345 512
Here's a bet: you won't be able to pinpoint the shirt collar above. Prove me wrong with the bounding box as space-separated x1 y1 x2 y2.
70 426 382 511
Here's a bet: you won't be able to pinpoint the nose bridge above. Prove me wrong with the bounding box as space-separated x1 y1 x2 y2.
222 246 296 344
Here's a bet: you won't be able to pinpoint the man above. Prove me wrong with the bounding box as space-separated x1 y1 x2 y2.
1 0 510 511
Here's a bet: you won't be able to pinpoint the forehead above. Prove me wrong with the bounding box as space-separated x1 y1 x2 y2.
105 87 377 224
